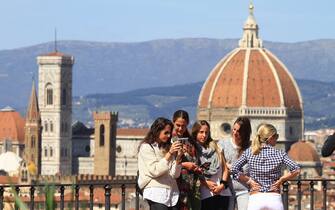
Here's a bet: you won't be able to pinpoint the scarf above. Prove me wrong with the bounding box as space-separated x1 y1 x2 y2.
196 142 220 178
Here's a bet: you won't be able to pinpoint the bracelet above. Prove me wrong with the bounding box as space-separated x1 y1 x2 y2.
220 179 228 189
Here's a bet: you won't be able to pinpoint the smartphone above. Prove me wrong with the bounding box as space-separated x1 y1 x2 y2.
178 137 188 144
171 137 188 144
200 162 211 170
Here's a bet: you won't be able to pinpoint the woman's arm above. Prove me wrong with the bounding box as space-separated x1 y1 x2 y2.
270 153 301 192
138 144 170 178
270 169 300 192
169 148 183 178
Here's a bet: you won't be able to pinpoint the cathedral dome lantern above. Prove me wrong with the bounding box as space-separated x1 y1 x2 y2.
197 3 303 150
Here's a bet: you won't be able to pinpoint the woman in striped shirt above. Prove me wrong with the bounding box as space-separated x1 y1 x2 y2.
231 123 300 210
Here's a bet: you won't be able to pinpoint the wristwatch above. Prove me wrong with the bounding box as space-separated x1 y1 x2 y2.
220 179 228 189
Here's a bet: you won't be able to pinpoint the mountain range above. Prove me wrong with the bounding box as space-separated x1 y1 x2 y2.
1 38 335 129
73 79 335 130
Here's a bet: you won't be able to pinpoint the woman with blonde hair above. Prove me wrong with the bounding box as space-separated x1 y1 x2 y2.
193 120 232 210
231 123 300 210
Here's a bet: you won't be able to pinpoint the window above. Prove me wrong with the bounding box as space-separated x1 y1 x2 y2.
50 121 53 132
47 88 53 105
99 125 105 146
50 147 53 157
220 123 231 134
289 127 293 135
61 89 66 105
44 148 48 157
31 136 35 147
44 122 48 132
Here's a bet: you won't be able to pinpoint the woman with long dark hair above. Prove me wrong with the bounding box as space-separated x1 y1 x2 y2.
220 117 251 210
172 110 201 210
138 117 183 210
193 120 231 210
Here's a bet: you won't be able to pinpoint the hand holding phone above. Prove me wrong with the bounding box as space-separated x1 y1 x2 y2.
200 162 211 170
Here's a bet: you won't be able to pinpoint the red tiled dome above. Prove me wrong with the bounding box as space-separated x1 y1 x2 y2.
288 140 320 162
198 3 302 112
198 48 302 111
0 107 25 143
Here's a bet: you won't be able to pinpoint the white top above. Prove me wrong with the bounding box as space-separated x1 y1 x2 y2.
140 143 180 207
200 161 232 200
143 186 179 207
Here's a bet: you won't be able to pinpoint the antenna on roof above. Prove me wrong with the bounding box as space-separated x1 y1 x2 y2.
54 28 58 52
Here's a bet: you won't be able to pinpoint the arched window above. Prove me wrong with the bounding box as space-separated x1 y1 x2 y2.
50 121 53 132
44 122 48 132
62 89 66 105
50 147 53 157
44 147 48 157
46 83 53 105
99 125 105 146
31 136 35 147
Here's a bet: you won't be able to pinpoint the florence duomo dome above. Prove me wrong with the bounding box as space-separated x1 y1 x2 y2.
197 3 303 150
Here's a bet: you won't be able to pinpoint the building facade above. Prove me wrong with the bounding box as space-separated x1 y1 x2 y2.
38 52 74 175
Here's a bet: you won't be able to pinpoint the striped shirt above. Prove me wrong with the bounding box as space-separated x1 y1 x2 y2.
231 144 300 193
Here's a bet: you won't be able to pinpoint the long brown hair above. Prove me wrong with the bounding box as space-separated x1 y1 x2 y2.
139 117 173 152
172 110 191 138
192 120 225 164
234 117 252 157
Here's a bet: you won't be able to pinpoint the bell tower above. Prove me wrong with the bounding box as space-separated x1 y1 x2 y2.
38 52 74 175
93 111 118 176
24 81 42 175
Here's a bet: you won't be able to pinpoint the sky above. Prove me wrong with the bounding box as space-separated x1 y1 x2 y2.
0 0 334 50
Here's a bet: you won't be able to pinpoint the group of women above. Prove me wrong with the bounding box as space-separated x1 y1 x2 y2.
137 110 300 210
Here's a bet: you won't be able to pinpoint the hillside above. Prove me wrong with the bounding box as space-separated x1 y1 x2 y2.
2 38 335 109
73 79 335 130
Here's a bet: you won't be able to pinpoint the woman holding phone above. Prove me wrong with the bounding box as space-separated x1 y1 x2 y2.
193 120 231 210
172 110 201 210
138 117 183 210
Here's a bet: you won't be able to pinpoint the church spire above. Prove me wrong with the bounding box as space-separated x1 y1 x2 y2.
26 80 40 122
238 1 263 48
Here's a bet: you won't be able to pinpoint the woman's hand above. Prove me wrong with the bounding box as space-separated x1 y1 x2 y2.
166 141 182 161
206 180 217 192
169 141 182 154
181 162 197 171
247 178 261 192
212 184 225 194
270 178 283 192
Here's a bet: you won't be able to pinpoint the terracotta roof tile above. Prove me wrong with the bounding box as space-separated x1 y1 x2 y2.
0 109 25 143
117 128 149 137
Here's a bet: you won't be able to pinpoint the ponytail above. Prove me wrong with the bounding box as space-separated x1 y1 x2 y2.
251 134 263 155
251 124 277 155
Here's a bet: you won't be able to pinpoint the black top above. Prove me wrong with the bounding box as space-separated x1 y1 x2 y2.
321 133 335 157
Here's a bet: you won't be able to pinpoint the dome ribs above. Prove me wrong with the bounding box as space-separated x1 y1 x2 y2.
246 50 281 107
211 50 245 108
265 51 302 111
